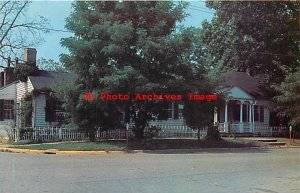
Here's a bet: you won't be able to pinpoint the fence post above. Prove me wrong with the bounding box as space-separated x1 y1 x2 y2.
51 127 54 141
59 128 62 140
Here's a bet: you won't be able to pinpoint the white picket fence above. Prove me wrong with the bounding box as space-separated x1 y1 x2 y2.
10 125 287 143
15 127 134 142
157 125 207 138
253 126 288 137
11 125 208 142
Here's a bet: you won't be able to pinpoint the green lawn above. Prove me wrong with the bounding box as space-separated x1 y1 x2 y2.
9 138 260 151
10 141 126 151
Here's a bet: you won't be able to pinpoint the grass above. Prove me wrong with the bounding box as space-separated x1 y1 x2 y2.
8 138 260 151
9 141 126 151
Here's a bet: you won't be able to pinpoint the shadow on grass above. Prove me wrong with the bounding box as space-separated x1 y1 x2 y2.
8 138 271 154
139 147 271 154
126 138 271 154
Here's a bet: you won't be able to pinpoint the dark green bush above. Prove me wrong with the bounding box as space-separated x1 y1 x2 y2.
205 125 221 140
144 125 161 139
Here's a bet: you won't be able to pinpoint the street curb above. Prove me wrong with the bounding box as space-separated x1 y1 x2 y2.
1 146 299 155
0 147 142 155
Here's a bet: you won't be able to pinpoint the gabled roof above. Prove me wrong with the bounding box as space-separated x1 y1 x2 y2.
223 71 263 98
28 70 77 90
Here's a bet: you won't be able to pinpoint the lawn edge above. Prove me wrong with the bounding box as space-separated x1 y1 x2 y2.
1 146 298 155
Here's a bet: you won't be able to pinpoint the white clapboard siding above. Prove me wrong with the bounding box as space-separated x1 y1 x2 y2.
263 107 270 127
16 81 27 103
16 79 34 103
27 78 34 92
33 94 51 128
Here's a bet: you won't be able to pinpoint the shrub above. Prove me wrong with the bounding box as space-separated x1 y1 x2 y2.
144 125 161 139
205 125 221 140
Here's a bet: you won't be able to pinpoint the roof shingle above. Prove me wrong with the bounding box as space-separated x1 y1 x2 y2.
28 70 76 90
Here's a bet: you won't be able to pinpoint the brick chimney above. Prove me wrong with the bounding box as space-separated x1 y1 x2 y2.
4 67 14 86
0 72 4 87
24 48 37 66
2 56 15 86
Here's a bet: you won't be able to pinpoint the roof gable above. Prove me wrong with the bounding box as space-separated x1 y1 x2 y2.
223 71 263 98
226 86 254 100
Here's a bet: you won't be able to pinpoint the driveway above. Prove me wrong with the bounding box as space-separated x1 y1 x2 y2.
0 148 299 193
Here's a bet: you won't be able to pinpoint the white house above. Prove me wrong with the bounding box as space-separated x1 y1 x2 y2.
0 48 75 139
215 71 270 134
150 71 271 134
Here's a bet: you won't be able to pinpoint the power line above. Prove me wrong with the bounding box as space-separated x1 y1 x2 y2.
46 28 71 33
190 4 214 12
36 27 71 33
188 7 215 15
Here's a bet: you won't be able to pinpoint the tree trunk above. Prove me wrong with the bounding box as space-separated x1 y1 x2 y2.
197 128 200 141
88 129 96 142
134 125 144 141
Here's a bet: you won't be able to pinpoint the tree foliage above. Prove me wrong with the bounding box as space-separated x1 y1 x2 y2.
0 1 49 63
37 58 66 72
275 67 300 128
20 92 33 128
14 63 38 82
200 1 300 97
61 1 218 140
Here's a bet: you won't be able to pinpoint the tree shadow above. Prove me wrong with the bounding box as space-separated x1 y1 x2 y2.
125 138 271 154
139 147 271 154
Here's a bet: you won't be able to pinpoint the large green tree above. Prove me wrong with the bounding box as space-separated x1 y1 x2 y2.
200 1 300 97
275 67 300 130
60 1 218 140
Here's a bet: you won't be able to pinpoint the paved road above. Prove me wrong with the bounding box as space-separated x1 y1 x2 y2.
0 148 299 193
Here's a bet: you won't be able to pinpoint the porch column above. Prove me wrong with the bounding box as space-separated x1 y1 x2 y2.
225 103 228 123
252 100 257 133
213 107 218 126
249 103 252 132
224 101 228 132
239 100 244 133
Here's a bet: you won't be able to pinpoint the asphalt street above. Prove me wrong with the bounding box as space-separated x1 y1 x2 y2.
0 148 299 193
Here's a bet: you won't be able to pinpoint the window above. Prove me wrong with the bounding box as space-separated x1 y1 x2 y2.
0 100 14 120
45 99 64 122
166 102 183 120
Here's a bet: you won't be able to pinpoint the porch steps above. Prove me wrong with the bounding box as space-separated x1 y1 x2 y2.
220 132 254 138
243 138 287 146
264 141 286 146
255 139 277 142
255 139 286 146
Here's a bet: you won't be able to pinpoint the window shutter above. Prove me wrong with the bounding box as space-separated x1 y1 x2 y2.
0 99 3 121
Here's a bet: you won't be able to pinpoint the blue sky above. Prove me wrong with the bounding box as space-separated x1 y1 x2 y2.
28 1 214 63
